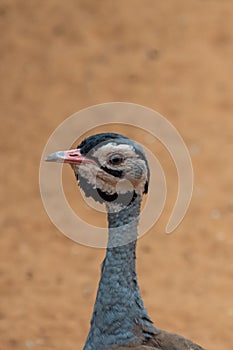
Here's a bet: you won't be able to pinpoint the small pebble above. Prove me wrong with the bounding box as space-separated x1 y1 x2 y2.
210 209 221 220
25 340 34 348
26 270 34 280
147 49 159 60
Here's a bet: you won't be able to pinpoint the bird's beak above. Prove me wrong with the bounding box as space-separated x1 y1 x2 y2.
45 149 94 165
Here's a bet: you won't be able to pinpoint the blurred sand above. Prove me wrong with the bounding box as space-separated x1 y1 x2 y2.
0 1 232 349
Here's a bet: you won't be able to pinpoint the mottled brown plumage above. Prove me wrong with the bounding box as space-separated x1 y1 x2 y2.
110 327 205 349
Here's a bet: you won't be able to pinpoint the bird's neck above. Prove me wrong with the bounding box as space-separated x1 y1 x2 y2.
84 196 154 349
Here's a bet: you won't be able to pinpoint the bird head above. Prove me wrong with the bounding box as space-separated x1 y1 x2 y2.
46 133 150 207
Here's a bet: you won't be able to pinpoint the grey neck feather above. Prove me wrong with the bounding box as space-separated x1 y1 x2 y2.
84 195 155 350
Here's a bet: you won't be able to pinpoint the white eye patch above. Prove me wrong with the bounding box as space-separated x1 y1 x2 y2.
92 143 137 165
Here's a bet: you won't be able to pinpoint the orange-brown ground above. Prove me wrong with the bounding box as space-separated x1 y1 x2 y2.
0 1 232 349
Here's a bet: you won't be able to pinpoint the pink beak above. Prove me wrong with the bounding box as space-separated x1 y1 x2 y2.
45 149 95 165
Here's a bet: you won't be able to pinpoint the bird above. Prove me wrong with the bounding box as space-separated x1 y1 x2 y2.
46 132 205 350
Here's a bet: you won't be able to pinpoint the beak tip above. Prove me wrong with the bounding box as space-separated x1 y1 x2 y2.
44 151 65 163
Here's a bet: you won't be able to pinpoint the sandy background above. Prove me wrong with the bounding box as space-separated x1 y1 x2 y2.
0 1 232 349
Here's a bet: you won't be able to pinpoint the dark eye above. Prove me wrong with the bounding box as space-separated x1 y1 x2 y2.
108 153 124 166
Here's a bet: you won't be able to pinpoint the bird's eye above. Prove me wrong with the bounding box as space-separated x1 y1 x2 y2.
108 153 124 166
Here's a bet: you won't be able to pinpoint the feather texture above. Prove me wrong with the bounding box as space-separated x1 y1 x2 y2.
47 133 206 350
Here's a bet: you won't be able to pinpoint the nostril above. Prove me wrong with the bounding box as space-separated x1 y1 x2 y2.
69 154 79 157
